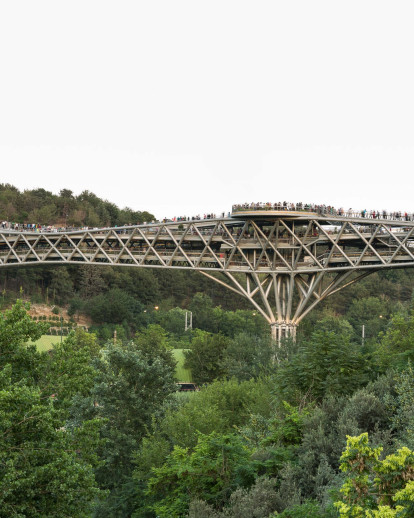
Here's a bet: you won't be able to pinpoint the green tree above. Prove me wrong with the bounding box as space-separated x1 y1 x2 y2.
0 365 102 517
189 292 215 331
78 265 107 298
335 433 414 517
42 329 100 420
287 376 398 506
0 301 102 516
314 314 354 338
210 308 268 338
347 297 390 340
88 288 144 325
102 268 160 305
0 299 49 384
276 329 369 402
377 311 414 369
146 432 255 518
189 477 281 518
67 295 85 320
271 500 331 517
220 332 274 381
57 188 76 221
50 266 74 304
30 203 57 224
387 365 414 449
132 378 274 516
158 307 188 338
134 324 177 372
73 340 177 517
184 329 230 384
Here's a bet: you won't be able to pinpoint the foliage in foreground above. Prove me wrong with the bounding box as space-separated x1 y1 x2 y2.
335 433 414 517
1 287 414 517
0 301 102 517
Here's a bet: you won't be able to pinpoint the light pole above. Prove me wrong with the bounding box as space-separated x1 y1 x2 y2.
185 311 192 332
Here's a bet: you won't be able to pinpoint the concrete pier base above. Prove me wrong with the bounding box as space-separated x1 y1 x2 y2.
271 322 297 344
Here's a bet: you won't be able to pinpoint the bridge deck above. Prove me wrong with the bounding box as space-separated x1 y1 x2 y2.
1 213 414 334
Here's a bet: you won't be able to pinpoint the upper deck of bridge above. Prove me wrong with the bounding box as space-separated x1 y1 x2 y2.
230 203 414 225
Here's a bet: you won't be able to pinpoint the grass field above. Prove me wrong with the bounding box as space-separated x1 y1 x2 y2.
31 335 60 351
172 349 192 382
32 336 192 382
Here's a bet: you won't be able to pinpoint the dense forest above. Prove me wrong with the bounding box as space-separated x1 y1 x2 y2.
1 185 414 517
0 183 155 227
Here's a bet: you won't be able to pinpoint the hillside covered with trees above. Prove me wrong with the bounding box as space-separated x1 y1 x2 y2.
0 183 154 228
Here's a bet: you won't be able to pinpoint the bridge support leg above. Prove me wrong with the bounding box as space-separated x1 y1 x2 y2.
201 269 377 349
270 322 297 345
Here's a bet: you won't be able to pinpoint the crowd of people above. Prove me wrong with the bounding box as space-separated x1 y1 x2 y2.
1 221 94 233
161 212 231 223
1 202 414 234
0 213 232 233
231 202 414 222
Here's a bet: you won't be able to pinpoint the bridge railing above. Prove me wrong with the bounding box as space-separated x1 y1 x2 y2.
231 203 414 222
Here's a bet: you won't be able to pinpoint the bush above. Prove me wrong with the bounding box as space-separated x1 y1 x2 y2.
274 500 333 517
222 476 280 517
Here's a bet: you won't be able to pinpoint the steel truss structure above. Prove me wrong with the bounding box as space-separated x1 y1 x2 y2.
1 211 414 340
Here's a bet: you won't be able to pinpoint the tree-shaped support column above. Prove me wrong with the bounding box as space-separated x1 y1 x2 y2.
200 269 374 343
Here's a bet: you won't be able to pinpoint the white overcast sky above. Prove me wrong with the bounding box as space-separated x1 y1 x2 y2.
0 1 413 220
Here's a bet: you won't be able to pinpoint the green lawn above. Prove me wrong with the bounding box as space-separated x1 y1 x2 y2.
172 349 192 382
32 337 192 382
31 334 60 352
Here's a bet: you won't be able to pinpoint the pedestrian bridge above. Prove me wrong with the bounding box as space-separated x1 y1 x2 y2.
1 208 413 340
